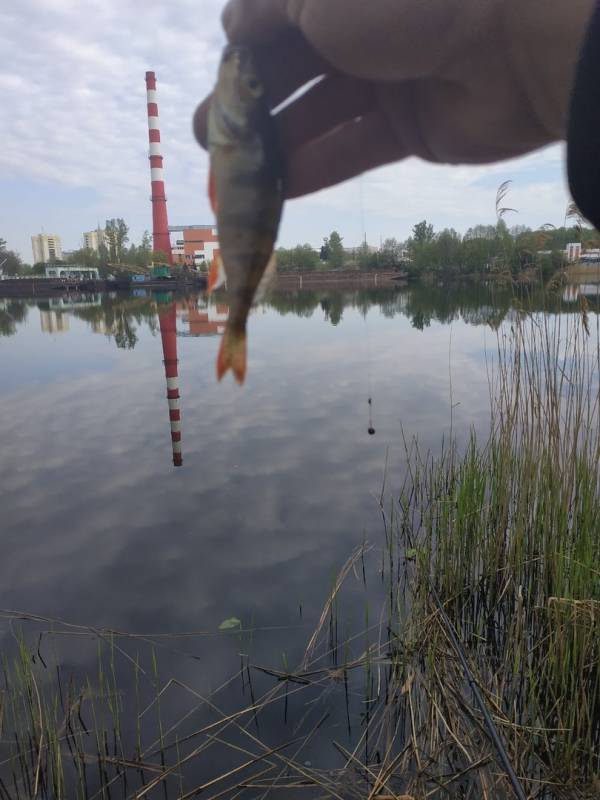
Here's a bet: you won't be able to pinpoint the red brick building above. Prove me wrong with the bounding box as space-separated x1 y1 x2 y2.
170 225 220 269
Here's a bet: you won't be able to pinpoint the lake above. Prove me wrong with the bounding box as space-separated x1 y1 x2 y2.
0 282 597 798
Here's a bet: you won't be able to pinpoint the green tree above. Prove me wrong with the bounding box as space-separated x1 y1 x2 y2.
276 244 319 271
412 220 435 245
104 218 129 263
0 239 24 276
379 238 402 268
324 231 345 268
136 231 153 266
408 221 436 272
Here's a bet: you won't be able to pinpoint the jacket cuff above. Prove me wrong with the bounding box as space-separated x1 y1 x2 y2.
567 1 600 228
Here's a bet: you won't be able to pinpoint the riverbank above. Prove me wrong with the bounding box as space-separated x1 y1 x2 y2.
275 269 408 289
0 275 207 298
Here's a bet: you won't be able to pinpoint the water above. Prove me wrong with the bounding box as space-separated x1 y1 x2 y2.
0 283 594 795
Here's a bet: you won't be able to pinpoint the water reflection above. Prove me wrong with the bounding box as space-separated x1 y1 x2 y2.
1 283 598 794
3 282 600 345
4 283 600 469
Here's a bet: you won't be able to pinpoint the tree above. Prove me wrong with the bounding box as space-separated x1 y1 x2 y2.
379 238 402 268
0 239 24 276
276 244 320 271
136 231 153 266
104 218 129 262
412 221 435 245
325 231 345 268
65 247 100 268
408 221 436 272
320 239 330 261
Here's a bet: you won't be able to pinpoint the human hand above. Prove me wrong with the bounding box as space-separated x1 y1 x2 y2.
194 0 595 198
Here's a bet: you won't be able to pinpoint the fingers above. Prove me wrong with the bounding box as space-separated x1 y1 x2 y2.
285 109 405 198
276 73 375 152
253 30 330 108
222 0 291 44
193 30 330 151
222 0 463 80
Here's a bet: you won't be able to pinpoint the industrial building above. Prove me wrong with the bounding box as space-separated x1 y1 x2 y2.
170 225 220 269
31 233 62 264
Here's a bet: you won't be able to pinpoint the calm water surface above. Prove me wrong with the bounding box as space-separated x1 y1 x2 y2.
0 283 592 791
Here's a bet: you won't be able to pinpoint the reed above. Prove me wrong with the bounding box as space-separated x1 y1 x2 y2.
0 309 598 798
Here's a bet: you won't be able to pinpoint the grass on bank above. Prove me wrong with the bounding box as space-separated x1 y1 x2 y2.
0 308 599 799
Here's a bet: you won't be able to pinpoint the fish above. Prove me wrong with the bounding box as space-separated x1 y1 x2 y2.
207 44 284 384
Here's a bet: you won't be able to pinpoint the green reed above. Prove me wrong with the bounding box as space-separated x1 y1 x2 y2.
1 308 599 799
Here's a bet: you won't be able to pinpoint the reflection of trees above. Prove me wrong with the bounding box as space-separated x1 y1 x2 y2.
265 290 320 318
2 284 594 345
265 283 584 329
0 300 28 336
72 295 159 349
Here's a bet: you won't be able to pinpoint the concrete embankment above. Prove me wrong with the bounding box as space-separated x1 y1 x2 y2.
274 270 408 290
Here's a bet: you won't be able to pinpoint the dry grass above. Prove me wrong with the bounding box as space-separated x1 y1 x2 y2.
1 310 599 798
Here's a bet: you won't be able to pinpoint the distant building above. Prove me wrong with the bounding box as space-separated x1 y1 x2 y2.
31 233 62 264
581 248 600 262
566 242 582 262
44 265 100 280
170 225 220 268
83 229 105 253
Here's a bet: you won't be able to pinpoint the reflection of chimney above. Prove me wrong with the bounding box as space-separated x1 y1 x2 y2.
158 302 182 466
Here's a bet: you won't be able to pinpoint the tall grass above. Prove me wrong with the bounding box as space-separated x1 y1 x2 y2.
1 310 599 798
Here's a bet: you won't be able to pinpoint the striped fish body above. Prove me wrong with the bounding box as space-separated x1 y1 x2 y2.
207 45 284 383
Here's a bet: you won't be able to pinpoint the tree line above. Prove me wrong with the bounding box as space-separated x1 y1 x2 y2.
276 218 600 277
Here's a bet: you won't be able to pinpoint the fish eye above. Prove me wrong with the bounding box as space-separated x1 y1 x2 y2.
246 77 262 94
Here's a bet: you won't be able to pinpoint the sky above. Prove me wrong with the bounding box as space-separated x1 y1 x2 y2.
1 0 574 262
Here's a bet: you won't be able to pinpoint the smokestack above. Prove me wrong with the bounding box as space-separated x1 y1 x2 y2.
158 302 182 466
145 71 173 264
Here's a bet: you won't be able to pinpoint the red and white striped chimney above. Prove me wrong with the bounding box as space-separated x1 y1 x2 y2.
158 302 182 467
145 71 173 264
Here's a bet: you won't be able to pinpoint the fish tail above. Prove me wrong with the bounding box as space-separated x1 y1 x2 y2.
217 329 247 385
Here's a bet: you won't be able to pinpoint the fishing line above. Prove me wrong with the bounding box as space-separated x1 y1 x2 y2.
365 318 376 436
357 173 376 436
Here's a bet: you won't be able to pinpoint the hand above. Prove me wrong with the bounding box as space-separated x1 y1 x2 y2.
194 0 595 199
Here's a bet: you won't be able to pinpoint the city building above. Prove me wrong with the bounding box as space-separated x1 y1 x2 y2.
169 225 220 269
566 242 582 262
83 229 105 252
31 233 63 264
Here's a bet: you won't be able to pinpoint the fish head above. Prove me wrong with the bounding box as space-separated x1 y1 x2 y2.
215 45 265 132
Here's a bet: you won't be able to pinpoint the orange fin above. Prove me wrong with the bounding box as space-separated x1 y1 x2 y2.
254 251 278 304
217 330 247 385
208 167 218 215
207 255 226 293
